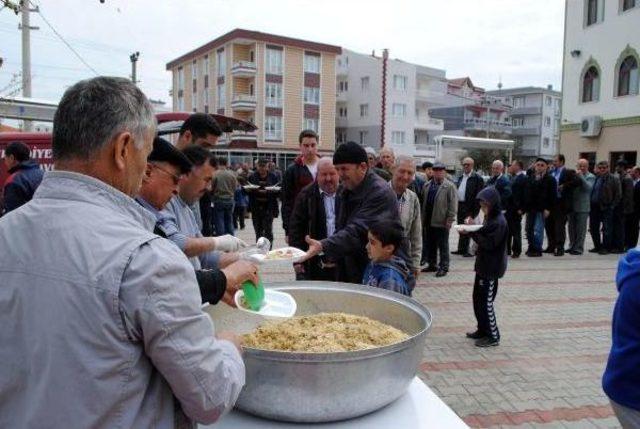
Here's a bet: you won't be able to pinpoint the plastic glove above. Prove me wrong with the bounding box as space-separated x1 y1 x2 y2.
213 235 248 252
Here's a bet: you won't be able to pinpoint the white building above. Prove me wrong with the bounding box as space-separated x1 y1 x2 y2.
487 86 562 163
335 49 447 159
560 0 640 167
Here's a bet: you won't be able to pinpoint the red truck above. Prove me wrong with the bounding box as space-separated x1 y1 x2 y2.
0 112 257 205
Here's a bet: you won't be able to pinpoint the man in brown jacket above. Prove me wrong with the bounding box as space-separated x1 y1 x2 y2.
421 162 458 277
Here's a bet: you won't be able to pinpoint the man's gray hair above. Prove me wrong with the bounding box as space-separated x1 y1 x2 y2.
53 77 156 161
317 156 334 169
394 155 416 168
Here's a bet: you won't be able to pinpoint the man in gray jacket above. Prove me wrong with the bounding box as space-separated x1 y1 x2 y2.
421 162 458 277
568 159 596 255
0 77 245 428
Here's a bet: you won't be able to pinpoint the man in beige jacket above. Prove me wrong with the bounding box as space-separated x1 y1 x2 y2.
421 162 458 277
390 156 422 279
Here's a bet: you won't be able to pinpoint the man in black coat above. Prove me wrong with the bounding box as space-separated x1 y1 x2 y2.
629 166 640 249
506 160 528 258
2 141 44 215
289 158 340 281
246 159 280 246
525 158 557 257
487 160 512 210
300 142 405 284
546 154 575 256
452 157 484 257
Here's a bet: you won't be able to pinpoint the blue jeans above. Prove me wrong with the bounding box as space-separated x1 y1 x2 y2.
213 199 235 236
526 212 545 252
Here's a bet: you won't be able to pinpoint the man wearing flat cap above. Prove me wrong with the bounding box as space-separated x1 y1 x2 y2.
524 158 557 257
301 142 412 286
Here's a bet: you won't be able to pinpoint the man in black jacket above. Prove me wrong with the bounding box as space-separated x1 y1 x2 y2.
487 160 512 210
2 141 44 214
525 158 557 257
629 166 640 249
281 130 319 241
590 161 621 254
452 157 484 257
289 158 340 281
300 142 404 284
546 154 576 256
246 159 280 246
506 160 528 258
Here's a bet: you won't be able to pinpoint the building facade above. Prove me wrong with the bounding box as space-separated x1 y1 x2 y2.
560 0 640 168
166 29 341 168
487 86 562 163
335 49 446 158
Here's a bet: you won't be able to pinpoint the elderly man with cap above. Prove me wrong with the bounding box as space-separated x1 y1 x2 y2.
421 162 458 277
0 77 244 427
524 158 557 257
137 137 258 307
453 157 484 257
365 146 392 181
301 141 408 284
246 158 280 246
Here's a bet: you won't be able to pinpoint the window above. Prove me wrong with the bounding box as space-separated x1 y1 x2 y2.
582 66 600 102
266 83 283 107
192 92 197 112
264 116 283 140
304 87 320 105
304 53 320 73
203 90 209 109
512 117 524 127
177 96 184 111
336 130 346 144
177 67 184 90
623 0 636 11
192 60 197 80
359 130 368 145
360 104 369 117
203 56 209 78
303 118 318 132
338 107 348 117
338 80 348 92
543 137 550 148
266 48 283 75
586 0 601 25
393 75 407 91
217 50 226 77
617 56 639 96
392 103 406 117
544 116 551 127
545 96 552 106
217 83 225 109
513 96 525 108
361 76 370 91
391 131 405 144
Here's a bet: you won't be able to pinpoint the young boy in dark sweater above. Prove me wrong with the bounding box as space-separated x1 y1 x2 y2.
362 220 415 296
459 186 508 347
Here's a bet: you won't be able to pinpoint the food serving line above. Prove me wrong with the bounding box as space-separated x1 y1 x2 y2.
200 268 469 428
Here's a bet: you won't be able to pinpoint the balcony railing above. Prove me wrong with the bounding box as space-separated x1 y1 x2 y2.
230 131 258 142
414 144 437 157
415 116 444 130
511 125 541 136
464 117 512 133
231 61 257 77
231 94 257 111
510 106 542 116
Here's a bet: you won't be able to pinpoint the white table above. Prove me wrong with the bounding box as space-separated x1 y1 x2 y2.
202 377 468 429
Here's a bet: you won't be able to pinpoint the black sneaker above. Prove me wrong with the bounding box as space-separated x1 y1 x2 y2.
451 251 464 255
463 253 474 257
435 270 448 277
475 337 500 347
511 253 520 259
588 248 600 253
568 250 582 255
543 248 554 254
554 249 564 257
528 251 542 257
421 265 438 273
466 331 485 339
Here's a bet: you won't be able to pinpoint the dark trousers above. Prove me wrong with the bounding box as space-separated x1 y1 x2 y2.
425 225 450 271
506 210 522 256
625 213 639 250
612 204 625 251
590 204 614 251
472 275 500 340
251 206 274 245
457 202 472 253
545 206 568 251
213 199 235 236
233 205 246 229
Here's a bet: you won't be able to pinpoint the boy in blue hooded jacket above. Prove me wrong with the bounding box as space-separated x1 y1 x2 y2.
362 220 415 296
603 247 640 427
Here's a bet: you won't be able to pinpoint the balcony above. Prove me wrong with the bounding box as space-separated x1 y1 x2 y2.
231 61 257 77
415 116 444 131
336 91 347 103
463 117 512 134
336 116 348 128
414 144 437 158
415 89 449 106
511 125 541 136
230 131 258 143
510 106 542 116
231 94 257 112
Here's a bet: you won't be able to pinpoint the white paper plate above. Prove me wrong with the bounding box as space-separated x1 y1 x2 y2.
453 224 483 232
243 184 259 190
234 289 297 318
246 246 305 265
265 186 281 192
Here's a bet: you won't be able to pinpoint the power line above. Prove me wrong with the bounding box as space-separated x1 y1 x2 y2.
28 0 99 76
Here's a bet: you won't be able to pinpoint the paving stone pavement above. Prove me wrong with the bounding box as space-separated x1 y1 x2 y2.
235 219 623 429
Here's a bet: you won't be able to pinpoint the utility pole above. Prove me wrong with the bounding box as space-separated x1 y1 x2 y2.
380 48 388 148
130 51 140 84
19 0 39 131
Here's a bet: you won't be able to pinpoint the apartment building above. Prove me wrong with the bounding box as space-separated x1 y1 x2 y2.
166 29 341 168
560 0 640 167
335 49 447 158
487 86 562 163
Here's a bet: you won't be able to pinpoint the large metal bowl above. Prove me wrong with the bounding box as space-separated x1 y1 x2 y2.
205 281 432 423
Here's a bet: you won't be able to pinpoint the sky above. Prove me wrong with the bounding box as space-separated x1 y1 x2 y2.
0 0 565 106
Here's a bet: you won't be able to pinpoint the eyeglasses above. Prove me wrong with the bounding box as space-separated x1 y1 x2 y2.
150 163 183 185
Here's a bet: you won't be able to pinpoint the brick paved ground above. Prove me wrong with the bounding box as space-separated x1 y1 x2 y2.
236 220 622 429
